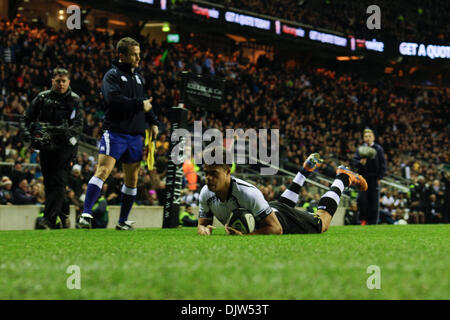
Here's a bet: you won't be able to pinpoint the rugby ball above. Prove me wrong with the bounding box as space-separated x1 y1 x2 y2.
226 208 256 234
358 146 377 159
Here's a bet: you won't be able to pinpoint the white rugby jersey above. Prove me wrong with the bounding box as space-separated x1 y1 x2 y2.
198 177 273 225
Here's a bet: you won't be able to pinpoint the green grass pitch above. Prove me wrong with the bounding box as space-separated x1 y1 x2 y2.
0 225 448 300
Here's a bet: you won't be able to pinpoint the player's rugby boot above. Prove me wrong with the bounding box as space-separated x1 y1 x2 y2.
336 165 368 191
303 153 323 173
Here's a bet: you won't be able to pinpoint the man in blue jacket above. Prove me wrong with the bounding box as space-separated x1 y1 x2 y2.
352 128 387 225
79 37 160 230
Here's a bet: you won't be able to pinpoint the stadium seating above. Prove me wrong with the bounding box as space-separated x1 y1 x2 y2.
0 16 448 224
215 0 449 43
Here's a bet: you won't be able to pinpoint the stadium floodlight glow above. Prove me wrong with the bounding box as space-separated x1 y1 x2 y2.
309 30 347 47
162 22 170 32
225 11 271 31
399 42 450 59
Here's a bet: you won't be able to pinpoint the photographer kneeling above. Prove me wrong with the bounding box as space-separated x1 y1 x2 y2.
21 68 83 229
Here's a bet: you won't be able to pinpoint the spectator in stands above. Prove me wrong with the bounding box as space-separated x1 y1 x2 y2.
156 133 169 153
148 189 158 205
9 160 26 188
0 176 13 205
215 0 449 43
148 168 162 191
65 187 83 228
273 183 287 200
425 193 443 224
344 201 360 225
79 183 88 203
430 179 444 203
81 163 93 184
154 146 169 176
68 164 84 199
30 181 45 205
379 189 395 224
12 178 35 204
179 204 198 227
91 186 109 229
397 192 411 223
440 170 450 223
409 175 429 224
181 188 199 207
391 190 406 223
136 168 153 205
156 180 167 206
104 168 123 205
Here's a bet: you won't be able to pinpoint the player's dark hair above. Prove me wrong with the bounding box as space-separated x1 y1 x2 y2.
116 37 139 56
52 68 70 79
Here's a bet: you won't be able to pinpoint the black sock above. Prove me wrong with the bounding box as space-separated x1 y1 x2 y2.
336 173 350 188
317 175 347 216
300 168 312 178
279 172 307 208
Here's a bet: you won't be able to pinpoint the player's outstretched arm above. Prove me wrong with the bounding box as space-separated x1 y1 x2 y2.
198 218 215 236
249 211 283 235
226 211 283 236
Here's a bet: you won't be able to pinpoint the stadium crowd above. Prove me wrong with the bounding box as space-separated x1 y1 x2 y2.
0 17 448 224
217 0 449 43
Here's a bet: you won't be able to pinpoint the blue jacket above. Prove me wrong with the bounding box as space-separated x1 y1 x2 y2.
101 60 160 136
352 143 387 179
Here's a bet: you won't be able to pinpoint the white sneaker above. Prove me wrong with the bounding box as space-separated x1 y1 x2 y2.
79 213 93 229
115 220 136 231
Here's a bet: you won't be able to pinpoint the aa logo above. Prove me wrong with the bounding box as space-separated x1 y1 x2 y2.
366 5 381 30
66 5 81 30
66 265 81 290
366 265 381 289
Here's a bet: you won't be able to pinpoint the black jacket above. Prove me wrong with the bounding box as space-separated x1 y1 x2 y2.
21 87 84 146
12 187 35 205
101 60 160 136
352 142 387 179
